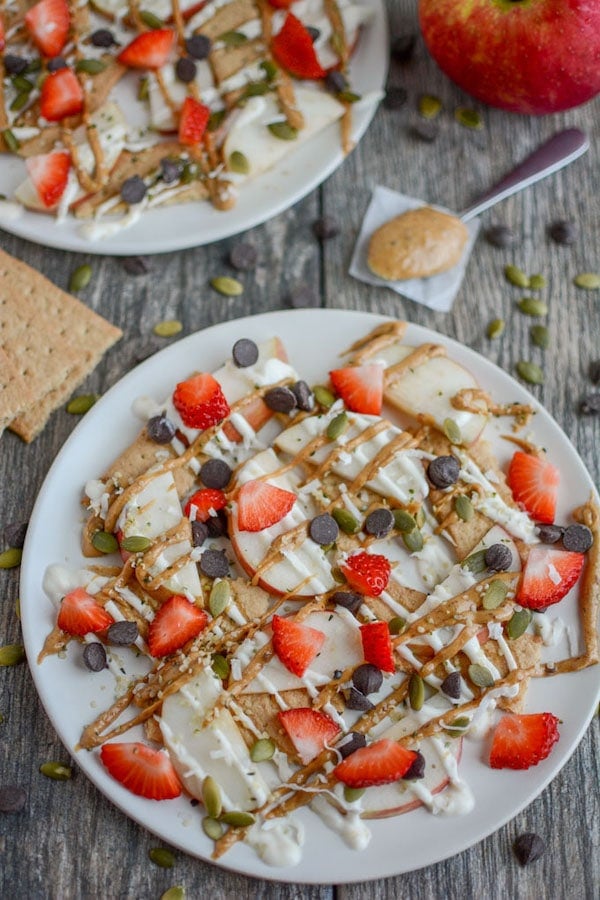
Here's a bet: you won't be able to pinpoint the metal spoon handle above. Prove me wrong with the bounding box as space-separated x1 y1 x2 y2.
460 128 589 222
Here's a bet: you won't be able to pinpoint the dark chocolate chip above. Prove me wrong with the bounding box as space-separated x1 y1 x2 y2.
484 543 513 572
589 360 600 384
364 507 394 539
330 590 362 614
175 56 197 83
206 510 228 539
0 785 27 813
200 458 232 489
484 224 516 248
402 750 426 781
345 687 373 711
562 523 593 553
229 243 258 271
160 157 183 184
200 548 229 578
90 28 117 48
191 520 209 548
47 57 67 72
383 87 408 110
147 413 176 444
391 33 416 63
121 175 147 205
333 669 342 679
309 513 339 545
312 216 340 241
427 455 460 489
288 283 318 309
411 120 439 143
306 26 320 42
3 522 28 549
325 70 347 94
338 731 367 759
536 524 564 544
185 34 211 60
264 386 297 413
3 55 29 76
232 337 259 368
190 798 199 806
440 670 462 699
290 380 314 412
352 663 383 695
121 255 150 276
580 393 600 415
107 620 139 646
82 641 107 672
513 832 545 866
548 219 578 246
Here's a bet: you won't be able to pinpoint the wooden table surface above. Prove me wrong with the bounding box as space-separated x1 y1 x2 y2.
1 2 599 897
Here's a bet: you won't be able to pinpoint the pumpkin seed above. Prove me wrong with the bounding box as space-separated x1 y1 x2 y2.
343 786 365 803
507 608 532 640
487 318 505 340
388 616 406 635
454 494 474 522
66 394 98 414
445 715 470 736
468 663 494 688
242 81 270 99
10 92 31 111
415 507 426 529
529 273 546 290
504 264 530 288
0 548 22 569
408 673 424 710
202 775 222 819
327 411 349 440
69 264 92 292
574 272 600 290
530 324 550 349
160 888 185 900
140 9 164 28
0 644 25 667
153 319 183 338
15 597 21 619
516 360 544 385
517 296 548 317
220 30 247 46
39 761 72 780
210 275 243 296
149 847 176 868
393 509 416 533
312 385 336 408
91 531 118 554
250 737 275 762
212 653 230 680
75 58 107 75
338 90 361 104
482 579 508 610
12 74 34 93
25 58 42 74
267 121 298 141
418 94 442 119
228 150 250 174
207 110 226 132
138 77 149 101
443 417 462 444
180 162 196 184
202 816 224 840
462 548 487 573
403 528 424 553
2 129 20 152
260 60 278 81
454 107 482 129
331 508 359 534
120 535 153 553
220 810 255 827
331 566 345 583
209 580 231 617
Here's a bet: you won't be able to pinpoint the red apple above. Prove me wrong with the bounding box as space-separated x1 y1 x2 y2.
419 0 600 115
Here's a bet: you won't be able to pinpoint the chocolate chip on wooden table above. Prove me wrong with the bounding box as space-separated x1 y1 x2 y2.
390 33 417 63
383 87 408 110
229 243 258 271
288 283 318 308
580 393 600 415
200 458 232 489
352 663 383 695
536 524 563 544
513 832 545 866
121 255 150 275
231 337 259 367
200 548 229 578
484 543 513 571
264 386 297 413
345 687 373 711
548 219 578 245
82 642 107 672
330 590 362 614
3 521 28 549
309 513 339 545
402 750 426 780
338 732 367 759
484 224 516 248
427 455 460 488
185 34 211 60
107 620 139 645
290 380 314 411
0 786 27 813
589 360 600 384
147 413 176 444
364 507 394 538
411 121 438 143
562 523 593 553
312 216 340 241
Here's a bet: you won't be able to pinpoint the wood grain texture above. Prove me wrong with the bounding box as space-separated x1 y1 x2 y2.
1 1 599 897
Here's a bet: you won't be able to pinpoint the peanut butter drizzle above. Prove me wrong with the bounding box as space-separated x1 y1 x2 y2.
311 420 389 482
572 498 600 666
451 388 534 430
170 0 186 48
324 0 349 67
501 433 544 457
344 321 408 364
37 627 70 663
384 343 447 387
347 430 421 495
419 624 480 678
155 70 181 119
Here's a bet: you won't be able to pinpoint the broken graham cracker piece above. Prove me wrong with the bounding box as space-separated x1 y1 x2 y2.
0 249 121 442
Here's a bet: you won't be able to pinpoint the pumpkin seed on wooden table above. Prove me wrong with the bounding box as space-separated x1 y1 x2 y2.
504 264 530 288
0 547 22 568
39 761 72 780
69 264 92 292
161 888 185 900
210 275 243 296
149 847 176 868
530 325 550 349
418 94 442 118
516 360 544 385
487 318 505 339
574 272 600 290
0 644 25 666
454 107 482 129
66 394 98 414
153 319 183 338
517 297 548 316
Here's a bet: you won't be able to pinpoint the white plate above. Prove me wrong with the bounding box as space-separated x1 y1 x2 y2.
0 4 387 256
20 310 600 884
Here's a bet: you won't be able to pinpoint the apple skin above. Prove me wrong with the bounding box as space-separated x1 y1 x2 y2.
419 0 600 115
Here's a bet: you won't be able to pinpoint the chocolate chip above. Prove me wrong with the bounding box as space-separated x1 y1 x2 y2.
306 26 320 42
200 458 232 489
484 543 513 572
185 34 211 60
309 514 339 545
91 28 117 48
47 57 67 72
589 360 600 384
4 55 28 76
411 121 438 143
312 216 340 241
160 157 183 184
175 56 197 83
0 786 27 813
580 393 600 415
427 455 460 489
325 70 347 94
338 732 367 759
191 520 209 547
440 670 462 699
383 87 408 110
107 620 139 646
352 663 383 695
484 224 516 248
288 283 318 309
548 219 578 246
562 523 593 553
290 380 314 412
536 524 564 544
330 590 362 614
364 507 394 538
200 548 229 578
232 337 259 367
402 750 426 781
264 386 297 413
121 255 150 276
121 175 147 205
147 413 176 444
229 242 258 271
3 522 28 549
391 33 416 63
333 669 342 679
206 510 228 539
82 642 107 672
513 832 545 866
345 687 373 711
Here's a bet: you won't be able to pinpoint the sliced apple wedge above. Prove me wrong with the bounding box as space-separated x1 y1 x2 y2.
116 469 182 541
139 537 202 601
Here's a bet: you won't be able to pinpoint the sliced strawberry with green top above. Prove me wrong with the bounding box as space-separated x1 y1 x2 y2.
100 741 182 799
39 69 83 122
341 551 391 596
172 372 230 429
278 707 340 764
517 545 584 610
271 614 325 677
272 13 327 80
236 480 296 532
178 96 210 146
506 450 559 525
26 151 71 208
184 487 227 522
489 712 560 770
329 365 384 415
147 594 209 657
117 29 175 69
334 738 417 788
25 0 70 58
57 586 113 635
360 621 395 673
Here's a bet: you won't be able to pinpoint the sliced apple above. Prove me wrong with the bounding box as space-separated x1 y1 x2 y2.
91 0 202 23
43 564 111 608
140 538 202 600
116 469 182 541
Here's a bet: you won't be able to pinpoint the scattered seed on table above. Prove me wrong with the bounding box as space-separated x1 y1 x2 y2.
530 325 550 349
418 94 442 118
580 393 600 415
121 256 150 276
454 107 482 129
504 264 530 288
211 275 243 296
484 224 515 248
160 888 185 900
39 761 72 780
487 318 505 340
0 548 22 569
516 360 544 385
69 264 92 293
153 320 183 338
149 847 176 868
528 273 546 290
548 219 578 245
390 33 416 63
0 786 27 813
383 87 408 110
518 297 547 317
229 243 257 271
312 215 340 240
0 644 25 666
66 394 98 415
574 272 600 290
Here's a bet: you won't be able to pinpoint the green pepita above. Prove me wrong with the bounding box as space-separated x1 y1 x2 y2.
153 319 183 338
207 110 226 132
242 81 270 99
250 737 275 762
468 663 494 688
15 597 21 620
202 816 224 840
388 616 406 635
530 324 550 349
331 507 359 534
0 548 22 569
504 264 530 288
393 509 416 533
210 275 243 296
462 548 487 574
10 92 30 112
66 394 98 415
516 360 544 385
443 417 462 444
331 566 345 583
220 810 255 827
140 9 164 28
517 297 548 317
574 272 600 290
343 786 365 803
312 385 336 408
202 775 223 819
454 494 474 522
482 579 508 610
338 90 361 104
212 653 230 680
326 411 349 440
267 121 298 141
2 129 20 153
445 715 470 735
415 507 426 529
228 150 250 174
69 264 92 292
260 60 278 82
403 528 424 553
25 58 42 74
180 162 196 184
160 888 185 900
0 644 26 667
75 59 107 75
507 608 532 640
209 580 231 617
408 673 425 710
39 761 72 780
220 30 248 47
528 273 546 290
138 77 149 102
120 535 153 553
418 94 442 119
91 531 118 554
148 847 176 868
487 318 505 340
454 106 482 129
12 74 34 93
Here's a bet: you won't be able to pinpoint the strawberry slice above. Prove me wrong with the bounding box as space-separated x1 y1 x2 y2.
278 707 340 764
178 96 210 146
517 545 584 610
100 742 182 799
271 13 327 80
506 451 559 525
172 372 230 430
184 487 227 522
360 621 395 673
39 69 83 122
341 551 391 597
489 712 560 769
0 18 5 52
237 480 296 532
25 0 70 58
26 151 71 209
271 614 326 677
334 738 417 787
57 587 113 635
117 29 175 69
329 365 384 415
147 594 209 657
